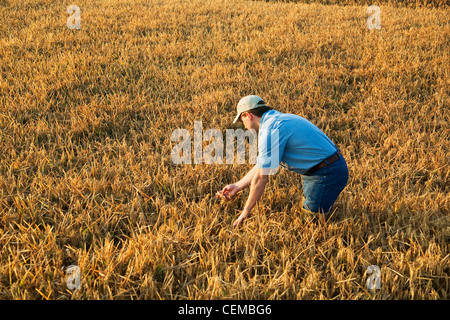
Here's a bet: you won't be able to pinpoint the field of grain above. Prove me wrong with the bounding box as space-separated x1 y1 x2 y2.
0 0 448 300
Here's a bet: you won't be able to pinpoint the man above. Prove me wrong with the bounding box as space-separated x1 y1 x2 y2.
216 95 349 227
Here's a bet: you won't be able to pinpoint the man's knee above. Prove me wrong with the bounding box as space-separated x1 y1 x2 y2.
301 197 328 215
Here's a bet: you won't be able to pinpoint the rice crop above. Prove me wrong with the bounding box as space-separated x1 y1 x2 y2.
0 0 448 299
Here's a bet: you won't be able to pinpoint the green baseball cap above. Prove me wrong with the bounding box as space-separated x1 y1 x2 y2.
233 95 268 124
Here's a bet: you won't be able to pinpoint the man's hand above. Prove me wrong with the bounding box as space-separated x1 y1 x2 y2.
232 169 269 228
233 211 250 228
216 184 241 201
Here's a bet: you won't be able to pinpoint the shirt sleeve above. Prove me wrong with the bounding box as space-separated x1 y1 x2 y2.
256 127 287 175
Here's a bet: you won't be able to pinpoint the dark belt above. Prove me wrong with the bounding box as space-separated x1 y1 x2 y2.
306 151 342 174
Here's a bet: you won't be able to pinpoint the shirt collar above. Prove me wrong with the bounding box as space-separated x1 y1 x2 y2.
260 109 272 126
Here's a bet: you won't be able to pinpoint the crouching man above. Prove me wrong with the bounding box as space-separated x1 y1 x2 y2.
217 95 349 227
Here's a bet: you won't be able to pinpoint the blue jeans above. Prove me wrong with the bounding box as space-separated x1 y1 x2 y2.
301 155 349 214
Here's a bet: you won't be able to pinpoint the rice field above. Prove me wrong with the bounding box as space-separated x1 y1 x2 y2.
0 0 448 300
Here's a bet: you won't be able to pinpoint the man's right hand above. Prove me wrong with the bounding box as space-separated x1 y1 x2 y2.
216 184 241 201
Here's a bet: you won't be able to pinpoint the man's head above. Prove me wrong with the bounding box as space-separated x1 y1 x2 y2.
233 95 272 131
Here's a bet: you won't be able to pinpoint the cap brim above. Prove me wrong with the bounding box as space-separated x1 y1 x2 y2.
232 113 241 124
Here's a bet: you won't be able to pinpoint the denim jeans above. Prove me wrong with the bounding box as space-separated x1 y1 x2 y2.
301 155 349 214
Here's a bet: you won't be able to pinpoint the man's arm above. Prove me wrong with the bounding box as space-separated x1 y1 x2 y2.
235 165 258 190
216 165 258 200
233 167 269 227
